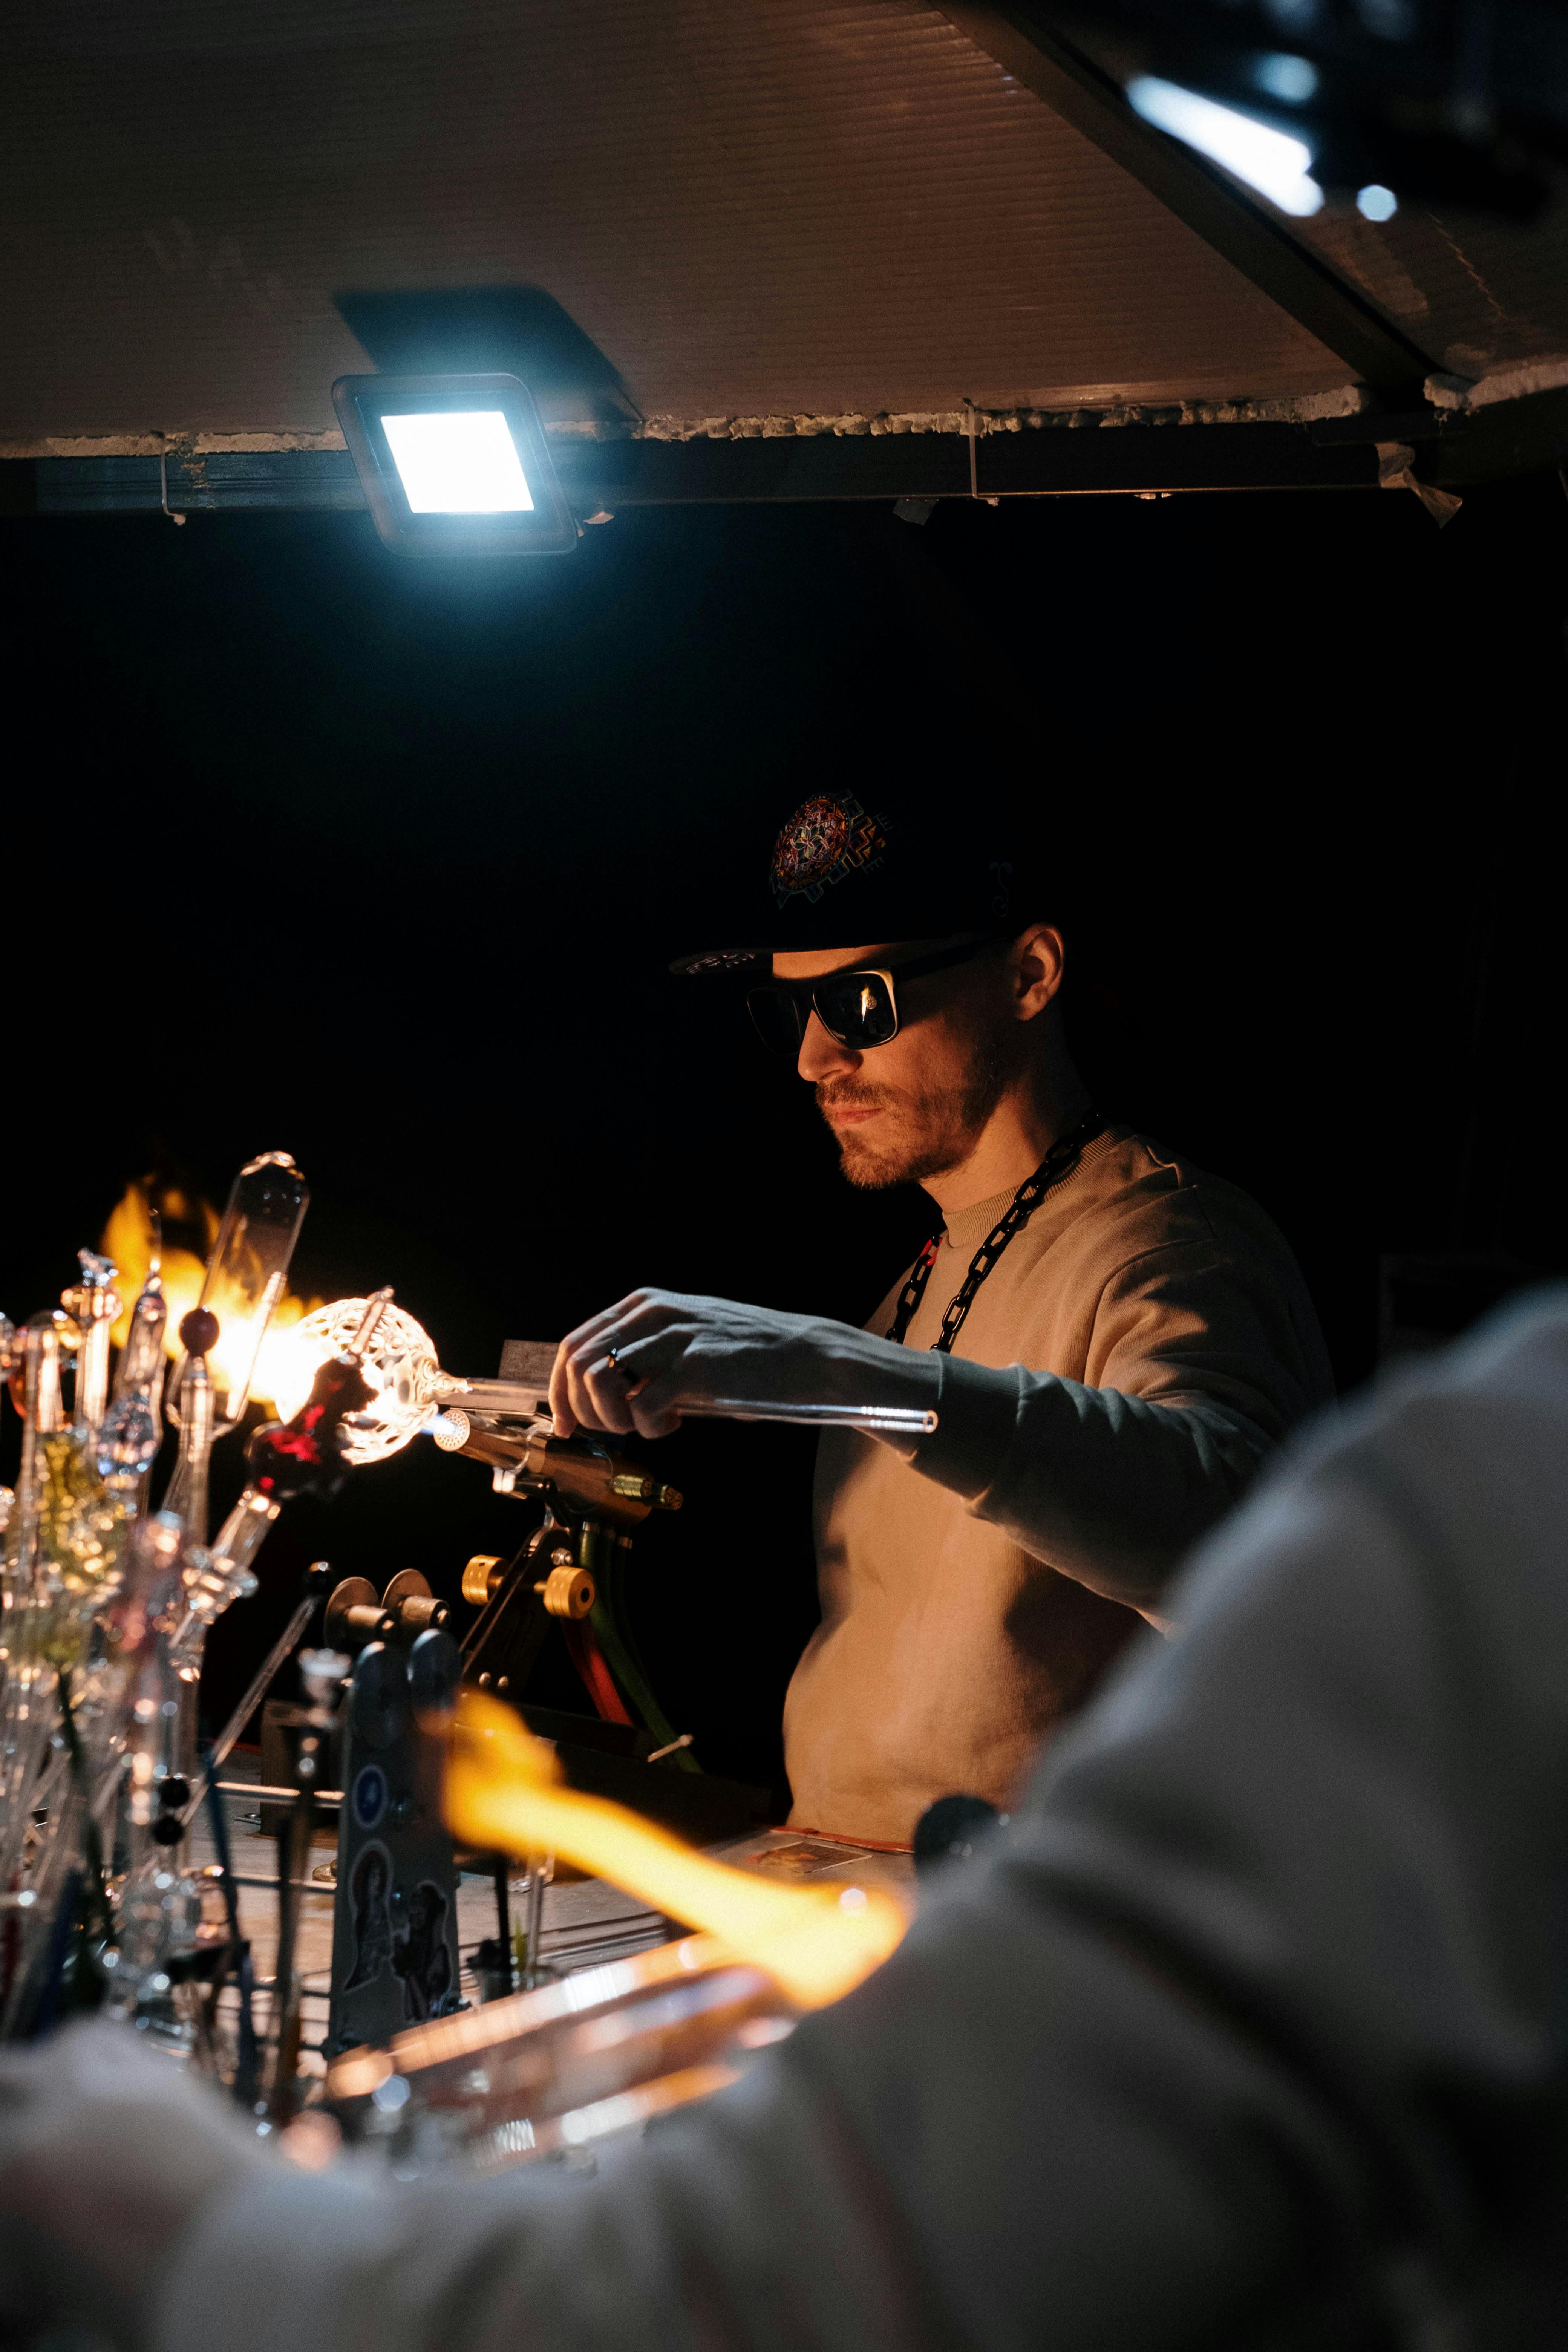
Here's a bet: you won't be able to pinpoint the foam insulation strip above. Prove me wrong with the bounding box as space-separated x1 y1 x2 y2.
0 388 1371 462
1425 355 1568 412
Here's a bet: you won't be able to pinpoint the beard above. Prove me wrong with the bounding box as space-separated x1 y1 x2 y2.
818 1025 1017 1189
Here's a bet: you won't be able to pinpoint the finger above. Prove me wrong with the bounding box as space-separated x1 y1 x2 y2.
580 1345 672 1430
620 1364 685 1442
556 1337 627 1436
550 1314 628 1434
628 1393 682 1440
551 1296 669 1436
566 1321 684 1436
548 1339 578 1437
558 1341 620 1435
578 1354 645 1436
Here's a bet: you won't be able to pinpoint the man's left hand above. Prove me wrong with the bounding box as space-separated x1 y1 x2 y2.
550 1290 928 1440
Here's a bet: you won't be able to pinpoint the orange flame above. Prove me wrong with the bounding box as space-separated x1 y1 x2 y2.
100 1180 322 1409
446 1691 908 2011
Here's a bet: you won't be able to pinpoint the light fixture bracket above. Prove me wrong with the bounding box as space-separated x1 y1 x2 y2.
331 372 578 556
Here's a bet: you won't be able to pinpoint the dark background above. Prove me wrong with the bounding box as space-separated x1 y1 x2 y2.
2 474 1563 1795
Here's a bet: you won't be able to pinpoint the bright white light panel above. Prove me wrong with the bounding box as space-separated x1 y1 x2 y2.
380 409 535 513
1127 76 1324 216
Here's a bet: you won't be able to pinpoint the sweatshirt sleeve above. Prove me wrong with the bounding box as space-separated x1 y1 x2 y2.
156 1298 1568 2352
907 1222 1334 1609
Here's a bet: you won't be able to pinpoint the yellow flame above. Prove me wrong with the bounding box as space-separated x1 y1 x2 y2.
100 1181 322 1409
446 1691 907 2011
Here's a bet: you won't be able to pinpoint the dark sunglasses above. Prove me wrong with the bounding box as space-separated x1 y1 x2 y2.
746 937 1000 1060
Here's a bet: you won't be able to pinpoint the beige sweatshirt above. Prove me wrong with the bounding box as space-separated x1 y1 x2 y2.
783 1125 1334 1844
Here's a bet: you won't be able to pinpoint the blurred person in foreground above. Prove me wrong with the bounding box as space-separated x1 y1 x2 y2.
553 792 1333 1845
5 1294 1568 2348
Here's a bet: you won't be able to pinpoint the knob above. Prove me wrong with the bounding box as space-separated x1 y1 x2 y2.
533 1565 595 1620
462 1554 506 1608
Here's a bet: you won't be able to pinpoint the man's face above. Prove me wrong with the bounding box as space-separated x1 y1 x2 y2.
772 939 1021 1188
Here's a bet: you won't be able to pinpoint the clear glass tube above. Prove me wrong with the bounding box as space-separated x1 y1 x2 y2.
162 1354 214 1542
96 1269 167 1498
0 1320 127 1906
676 1400 939 1435
164 1489 277 1726
65 1250 121 1444
193 1152 309 1419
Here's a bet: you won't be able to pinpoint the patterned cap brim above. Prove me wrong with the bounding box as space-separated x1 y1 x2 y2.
668 945 772 976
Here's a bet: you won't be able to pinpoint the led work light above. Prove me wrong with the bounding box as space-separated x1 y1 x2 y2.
332 372 578 555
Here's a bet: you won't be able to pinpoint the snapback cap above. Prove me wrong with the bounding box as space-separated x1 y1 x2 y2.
671 790 1034 975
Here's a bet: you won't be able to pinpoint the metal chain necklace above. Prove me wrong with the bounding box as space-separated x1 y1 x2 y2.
885 1110 1106 1353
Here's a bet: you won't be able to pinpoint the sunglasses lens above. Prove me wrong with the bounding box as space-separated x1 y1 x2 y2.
815 971 897 1047
746 986 807 1059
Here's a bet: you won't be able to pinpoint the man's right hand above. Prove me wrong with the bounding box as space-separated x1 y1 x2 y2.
549 1289 937 1443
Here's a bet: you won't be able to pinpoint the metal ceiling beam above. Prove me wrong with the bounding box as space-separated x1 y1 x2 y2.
936 3 1438 395
0 428 1378 520
12 395 1556 518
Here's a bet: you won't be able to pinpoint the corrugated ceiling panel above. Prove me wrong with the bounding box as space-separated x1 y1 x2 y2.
2 0 1347 437
1290 199 1568 384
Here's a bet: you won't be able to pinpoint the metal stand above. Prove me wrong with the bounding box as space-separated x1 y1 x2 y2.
267 1653 348 2124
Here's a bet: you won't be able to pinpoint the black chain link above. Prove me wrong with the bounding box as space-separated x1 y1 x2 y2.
885 1111 1106 1354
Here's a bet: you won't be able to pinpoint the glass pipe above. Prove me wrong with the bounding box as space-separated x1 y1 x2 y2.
162 1335 215 1542
61 1250 121 1446
165 1292 389 1686
162 1151 308 1541
115 1513 196 1828
0 1317 11 1545
268 1296 441 1464
101 1855 202 2020
2 1317 126 1661
0 1325 57 1898
188 1150 309 1421
0 1318 129 1906
96 1267 167 1499
33 1429 128 1643
676 1400 937 1435
9 1313 61 1516
165 1525 261 1689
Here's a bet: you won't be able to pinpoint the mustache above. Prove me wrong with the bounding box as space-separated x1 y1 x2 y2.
817 1078 900 1113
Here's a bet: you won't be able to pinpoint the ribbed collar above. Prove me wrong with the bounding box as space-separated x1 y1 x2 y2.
937 1182 1025 1253
933 1125 1118 1253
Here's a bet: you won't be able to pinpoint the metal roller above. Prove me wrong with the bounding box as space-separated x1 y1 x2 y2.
324 1576 395 1651
382 1568 450 1638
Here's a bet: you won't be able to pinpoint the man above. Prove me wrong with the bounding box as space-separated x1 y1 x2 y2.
6 1294 1568 2351
550 793 1334 1845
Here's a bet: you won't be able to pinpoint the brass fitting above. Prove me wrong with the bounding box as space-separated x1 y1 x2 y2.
533 1565 596 1620
611 1471 683 1509
462 1554 507 1608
